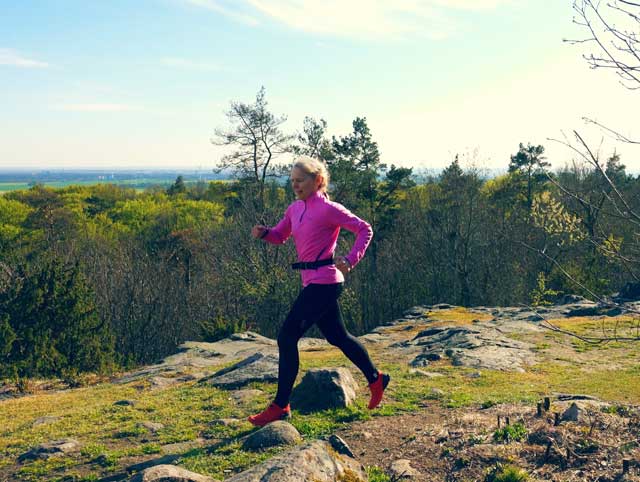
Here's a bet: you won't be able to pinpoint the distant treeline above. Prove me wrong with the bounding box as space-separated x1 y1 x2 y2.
0 115 638 380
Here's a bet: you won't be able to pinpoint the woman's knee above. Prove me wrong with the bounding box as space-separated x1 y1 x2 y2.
277 330 298 349
325 332 350 348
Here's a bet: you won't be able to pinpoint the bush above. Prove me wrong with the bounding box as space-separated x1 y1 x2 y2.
485 463 529 482
493 422 527 443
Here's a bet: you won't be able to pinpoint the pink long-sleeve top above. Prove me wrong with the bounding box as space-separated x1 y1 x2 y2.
262 190 373 287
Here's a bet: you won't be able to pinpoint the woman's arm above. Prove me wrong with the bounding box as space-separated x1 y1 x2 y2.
330 202 373 268
258 208 292 245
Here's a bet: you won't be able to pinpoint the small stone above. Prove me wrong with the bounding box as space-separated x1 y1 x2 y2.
467 372 482 378
114 399 137 406
409 369 444 378
328 434 355 458
562 402 580 422
32 416 60 427
390 459 421 479
209 418 241 426
140 421 164 433
430 388 445 398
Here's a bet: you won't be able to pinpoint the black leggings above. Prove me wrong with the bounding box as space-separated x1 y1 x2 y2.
274 283 378 407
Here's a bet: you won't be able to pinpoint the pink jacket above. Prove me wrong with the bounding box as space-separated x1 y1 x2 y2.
262 190 373 287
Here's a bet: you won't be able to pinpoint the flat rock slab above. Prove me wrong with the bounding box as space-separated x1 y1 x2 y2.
396 324 536 372
225 440 367 481
242 421 302 451
19 438 81 461
129 464 218 482
200 352 279 389
114 331 277 385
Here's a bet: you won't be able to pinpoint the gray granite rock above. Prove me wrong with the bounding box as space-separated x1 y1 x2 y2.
19 438 81 461
290 367 358 413
225 440 366 481
200 353 279 389
390 459 421 479
241 421 302 451
129 464 218 482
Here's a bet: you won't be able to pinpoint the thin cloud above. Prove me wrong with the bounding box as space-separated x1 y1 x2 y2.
161 57 223 71
183 0 260 26
243 0 512 39
0 48 49 68
53 103 139 112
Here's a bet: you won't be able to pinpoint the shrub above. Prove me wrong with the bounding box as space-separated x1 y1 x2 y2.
493 422 527 443
485 463 529 482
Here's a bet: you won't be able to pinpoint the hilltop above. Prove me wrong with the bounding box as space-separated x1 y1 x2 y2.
1 300 639 481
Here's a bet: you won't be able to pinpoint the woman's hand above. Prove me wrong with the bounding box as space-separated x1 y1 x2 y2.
251 225 269 239
335 256 352 276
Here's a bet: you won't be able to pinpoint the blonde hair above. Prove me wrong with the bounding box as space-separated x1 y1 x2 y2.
293 156 330 196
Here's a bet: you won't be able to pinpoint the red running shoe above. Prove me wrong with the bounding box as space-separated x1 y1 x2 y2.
368 371 391 409
248 402 291 427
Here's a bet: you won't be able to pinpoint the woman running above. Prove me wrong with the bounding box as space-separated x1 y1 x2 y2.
248 156 390 427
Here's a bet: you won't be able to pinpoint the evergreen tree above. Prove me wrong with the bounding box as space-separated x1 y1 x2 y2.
0 260 115 377
167 175 187 196
508 143 549 209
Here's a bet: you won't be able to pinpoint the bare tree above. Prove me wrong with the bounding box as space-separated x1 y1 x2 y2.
567 0 640 90
519 1 640 342
212 86 294 213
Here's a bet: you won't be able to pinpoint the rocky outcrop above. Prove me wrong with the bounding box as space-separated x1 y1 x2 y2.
394 324 536 372
18 439 81 461
114 332 277 385
200 352 279 389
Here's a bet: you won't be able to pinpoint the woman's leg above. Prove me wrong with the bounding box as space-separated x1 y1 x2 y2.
315 284 390 409
273 284 336 407
314 284 378 383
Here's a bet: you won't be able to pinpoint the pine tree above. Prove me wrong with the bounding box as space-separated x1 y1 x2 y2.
0 260 115 378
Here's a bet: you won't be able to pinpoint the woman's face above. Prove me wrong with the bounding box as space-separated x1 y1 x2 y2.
290 167 320 200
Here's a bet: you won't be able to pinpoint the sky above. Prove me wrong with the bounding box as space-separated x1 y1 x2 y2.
1 0 639 173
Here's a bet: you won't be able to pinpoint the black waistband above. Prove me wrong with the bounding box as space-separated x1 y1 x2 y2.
291 257 335 270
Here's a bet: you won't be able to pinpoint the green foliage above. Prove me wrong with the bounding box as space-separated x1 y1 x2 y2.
485 463 529 482
0 259 116 378
199 316 246 342
530 272 559 306
493 422 527 443
167 175 186 196
531 191 585 245
366 466 392 482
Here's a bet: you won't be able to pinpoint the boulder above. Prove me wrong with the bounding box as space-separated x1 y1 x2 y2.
225 440 367 481
129 464 217 482
290 368 358 413
242 421 302 451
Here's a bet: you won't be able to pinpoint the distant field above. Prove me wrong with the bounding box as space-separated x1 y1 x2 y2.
0 179 177 193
